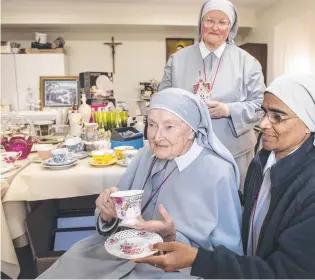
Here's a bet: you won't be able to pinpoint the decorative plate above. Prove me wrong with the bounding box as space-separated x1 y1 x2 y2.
116 159 128 167
43 158 77 166
104 229 163 259
73 151 89 160
32 156 43 163
0 164 21 175
31 144 54 152
38 136 64 144
41 160 78 170
96 75 114 91
88 158 117 167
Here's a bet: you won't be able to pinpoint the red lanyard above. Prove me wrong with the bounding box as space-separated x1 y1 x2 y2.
202 51 224 91
141 159 177 213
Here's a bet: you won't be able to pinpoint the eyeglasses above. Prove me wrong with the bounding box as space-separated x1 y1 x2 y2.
202 18 230 30
256 110 298 124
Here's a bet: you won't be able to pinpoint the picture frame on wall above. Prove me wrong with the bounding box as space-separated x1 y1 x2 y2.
166 38 195 62
40 76 79 109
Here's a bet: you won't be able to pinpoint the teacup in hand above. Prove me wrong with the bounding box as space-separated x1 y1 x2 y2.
110 190 144 227
51 148 73 164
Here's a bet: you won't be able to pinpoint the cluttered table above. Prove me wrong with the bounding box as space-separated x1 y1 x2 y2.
1 151 129 279
0 106 146 278
3 157 126 202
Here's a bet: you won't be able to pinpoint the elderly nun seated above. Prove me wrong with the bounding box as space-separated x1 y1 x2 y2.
39 88 242 279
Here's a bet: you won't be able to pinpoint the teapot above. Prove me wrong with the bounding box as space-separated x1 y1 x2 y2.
1 114 38 159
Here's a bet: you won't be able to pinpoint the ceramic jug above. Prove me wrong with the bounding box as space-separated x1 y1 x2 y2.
78 93 92 123
69 112 82 137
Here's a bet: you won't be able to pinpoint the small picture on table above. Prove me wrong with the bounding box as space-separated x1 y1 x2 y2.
40 76 79 109
166 38 195 62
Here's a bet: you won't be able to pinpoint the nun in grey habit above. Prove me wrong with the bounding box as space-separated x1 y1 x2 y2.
39 88 243 279
159 0 266 191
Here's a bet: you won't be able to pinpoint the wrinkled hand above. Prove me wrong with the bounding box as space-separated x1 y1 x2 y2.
95 187 119 222
206 101 230 118
129 204 176 242
134 242 198 272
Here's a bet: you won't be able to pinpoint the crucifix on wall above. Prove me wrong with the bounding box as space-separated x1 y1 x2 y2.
104 36 122 74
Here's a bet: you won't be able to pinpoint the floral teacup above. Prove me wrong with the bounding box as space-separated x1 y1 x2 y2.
110 190 144 226
65 137 84 153
114 146 134 160
122 150 138 165
51 148 74 164
91 149 115 163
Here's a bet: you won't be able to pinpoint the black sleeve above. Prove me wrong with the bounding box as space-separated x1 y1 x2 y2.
191 204 315 279
96 213 119 237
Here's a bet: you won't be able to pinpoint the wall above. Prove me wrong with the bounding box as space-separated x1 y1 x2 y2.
245 0 315 84
1 27 200 102
1 0 257 104
1 24 249 103
1 0 257 27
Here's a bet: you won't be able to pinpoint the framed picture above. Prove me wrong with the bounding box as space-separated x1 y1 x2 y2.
40 76 79 109
166 38 195 61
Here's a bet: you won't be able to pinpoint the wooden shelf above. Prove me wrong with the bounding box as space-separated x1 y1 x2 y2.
24 48 64 54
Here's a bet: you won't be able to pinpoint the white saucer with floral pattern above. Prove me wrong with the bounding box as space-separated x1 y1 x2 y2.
104 229 163 259
116 159 128 167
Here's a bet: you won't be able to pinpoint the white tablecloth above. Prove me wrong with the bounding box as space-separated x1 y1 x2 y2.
1 157 32 279
1 157 127 278
3 158 126 202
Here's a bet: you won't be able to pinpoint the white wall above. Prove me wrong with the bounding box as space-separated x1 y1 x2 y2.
245 0 315 84
1 0 257 28
1 0 258 105
1 28 199 102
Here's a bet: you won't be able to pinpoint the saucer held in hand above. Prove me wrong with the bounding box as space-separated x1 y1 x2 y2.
104 229 162 259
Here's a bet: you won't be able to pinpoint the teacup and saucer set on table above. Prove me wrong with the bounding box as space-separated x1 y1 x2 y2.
88 150 117 167
114 146 134 160
116 149 138 167
64 137 88 160
105 190 163 259
41 148 78 170
32 145 55 163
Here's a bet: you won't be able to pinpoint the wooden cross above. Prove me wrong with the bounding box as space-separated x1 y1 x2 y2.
104 36 122 74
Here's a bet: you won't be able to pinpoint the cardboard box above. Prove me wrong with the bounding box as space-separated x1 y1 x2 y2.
25 196 98 276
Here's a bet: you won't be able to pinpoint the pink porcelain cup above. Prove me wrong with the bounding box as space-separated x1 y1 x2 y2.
110 190 144 227
37 146 54 160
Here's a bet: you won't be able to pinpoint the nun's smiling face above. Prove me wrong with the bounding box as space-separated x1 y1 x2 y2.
259 93 311 160
201 10 230 49
147 109 194 159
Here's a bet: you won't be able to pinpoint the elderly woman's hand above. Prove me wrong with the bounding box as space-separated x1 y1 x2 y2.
134 242 198 272
130 204 176 242
95 187 119 222
206 100 231 118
